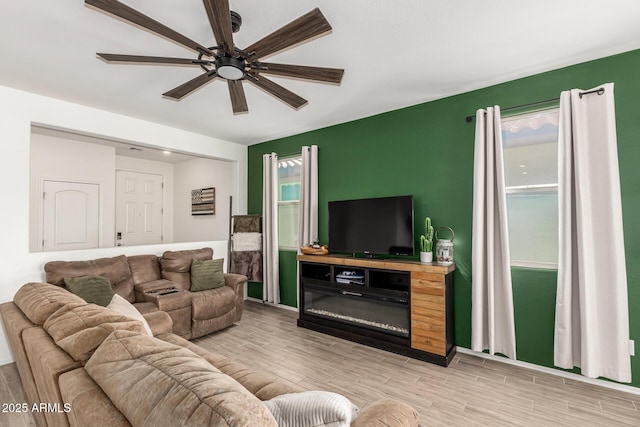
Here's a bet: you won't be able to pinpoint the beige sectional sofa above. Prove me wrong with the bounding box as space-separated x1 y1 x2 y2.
0 282 420 427
43 247 244 339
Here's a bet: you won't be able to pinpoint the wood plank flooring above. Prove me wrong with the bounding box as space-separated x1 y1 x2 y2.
195 302 640 426
2 300 640 426
0 363 36 427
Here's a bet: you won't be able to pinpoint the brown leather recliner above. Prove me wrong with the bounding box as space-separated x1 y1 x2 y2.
158 248 245 339
43 247 246 339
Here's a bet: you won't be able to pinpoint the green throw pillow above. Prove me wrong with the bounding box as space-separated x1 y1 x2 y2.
64 275 114 307
190 258 225 292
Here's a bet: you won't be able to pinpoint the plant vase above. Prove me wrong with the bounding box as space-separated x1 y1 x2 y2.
419 251 433 263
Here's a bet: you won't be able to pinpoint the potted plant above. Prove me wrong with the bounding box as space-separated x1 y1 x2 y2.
419 217 434 263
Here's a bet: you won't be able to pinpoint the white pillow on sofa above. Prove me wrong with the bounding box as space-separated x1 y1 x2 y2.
264 390 358 427
107 294 153 336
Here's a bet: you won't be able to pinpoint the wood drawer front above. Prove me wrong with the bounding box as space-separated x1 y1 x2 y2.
412 311 446 338
411 293 444 312
411 272 444 296
411 274 447 355
412 325 445 344
411 333 446 355
412 310 445 328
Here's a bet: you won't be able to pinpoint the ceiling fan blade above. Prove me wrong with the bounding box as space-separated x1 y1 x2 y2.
243 8 332 60
255 63 344 84
227 80 248 113
85 0 212 55
202 0 235 55
98 53 209 66
163 71 217 100
246 73 307 109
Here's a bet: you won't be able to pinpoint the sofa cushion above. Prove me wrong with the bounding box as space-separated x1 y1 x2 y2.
85 330 278 427
65 275 114 307
191 286 236 320
160 247 213 290
13 282 85 325
43 303 147 362
127 254 162 285
45 255 135 303
190 258 225 292
352 399 419 427
107 294 152 336
158 333 304 400
264 391 358 427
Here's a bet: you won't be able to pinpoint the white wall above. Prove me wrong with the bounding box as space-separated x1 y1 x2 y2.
29 134 117 251
116 155 176 244
173 157 235 242
0 84 247 364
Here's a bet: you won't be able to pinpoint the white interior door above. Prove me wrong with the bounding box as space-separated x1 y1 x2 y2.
116 170 163 246
42 180 100 252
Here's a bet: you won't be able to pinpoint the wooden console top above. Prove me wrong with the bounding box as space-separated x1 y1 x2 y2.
296 254 455 274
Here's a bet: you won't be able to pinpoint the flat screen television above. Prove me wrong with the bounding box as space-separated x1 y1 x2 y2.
328 195 414 257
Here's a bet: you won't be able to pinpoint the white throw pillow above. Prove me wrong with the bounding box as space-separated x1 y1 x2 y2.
264 391 358 427
106 294 153 336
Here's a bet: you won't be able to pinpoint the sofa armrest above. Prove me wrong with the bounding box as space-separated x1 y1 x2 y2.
60 368 132 427
225 273 247 323
352 399 419 427
142 311 173 336
224 273 248 292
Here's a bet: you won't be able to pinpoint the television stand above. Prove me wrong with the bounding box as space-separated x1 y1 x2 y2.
297 254 455 366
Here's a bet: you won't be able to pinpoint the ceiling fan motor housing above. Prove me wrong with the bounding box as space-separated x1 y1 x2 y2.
230 11 242 33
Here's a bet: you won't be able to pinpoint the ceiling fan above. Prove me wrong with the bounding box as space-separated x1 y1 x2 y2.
85 0 344 113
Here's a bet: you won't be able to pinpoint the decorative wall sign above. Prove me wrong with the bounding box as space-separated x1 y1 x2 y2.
191 187 215 215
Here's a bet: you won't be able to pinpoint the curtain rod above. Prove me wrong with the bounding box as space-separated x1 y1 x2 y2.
276 150 303 158
464 87 605 122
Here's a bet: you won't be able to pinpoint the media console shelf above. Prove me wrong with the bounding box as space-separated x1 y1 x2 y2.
297 254 455 366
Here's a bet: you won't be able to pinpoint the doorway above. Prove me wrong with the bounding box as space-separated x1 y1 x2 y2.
115 170 164 246
42 180 100 251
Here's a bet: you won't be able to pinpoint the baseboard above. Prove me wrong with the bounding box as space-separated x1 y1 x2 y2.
456 346 640 396
245 297 298 312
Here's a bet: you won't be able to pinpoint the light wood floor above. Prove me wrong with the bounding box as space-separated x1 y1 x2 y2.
197 302 640 426
2 301 640 426
0 361 36 427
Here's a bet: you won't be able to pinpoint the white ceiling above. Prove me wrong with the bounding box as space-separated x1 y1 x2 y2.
2 1 640 146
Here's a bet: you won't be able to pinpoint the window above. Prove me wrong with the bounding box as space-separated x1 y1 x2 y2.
502 108 559 268
278 155 302 249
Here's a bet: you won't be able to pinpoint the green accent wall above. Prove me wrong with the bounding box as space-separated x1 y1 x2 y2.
247 49 640 387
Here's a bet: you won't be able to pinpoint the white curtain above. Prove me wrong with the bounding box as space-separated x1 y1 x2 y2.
471 106 517 360
554 83 631 382
296 145 318 307
298 145 319 251
262 153 280 304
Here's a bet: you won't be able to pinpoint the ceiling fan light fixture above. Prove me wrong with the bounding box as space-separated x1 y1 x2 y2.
215 56 245 80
